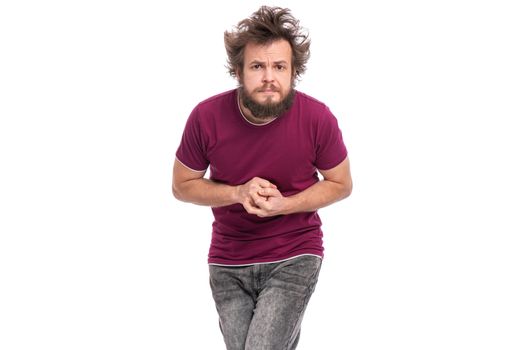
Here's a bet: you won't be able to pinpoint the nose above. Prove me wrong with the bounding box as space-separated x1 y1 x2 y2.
262 68 274 83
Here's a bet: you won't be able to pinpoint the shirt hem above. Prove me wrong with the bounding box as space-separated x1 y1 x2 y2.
175 157 208 173
208 253 323 267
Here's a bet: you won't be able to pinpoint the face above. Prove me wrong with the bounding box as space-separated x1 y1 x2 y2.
238 39 295 119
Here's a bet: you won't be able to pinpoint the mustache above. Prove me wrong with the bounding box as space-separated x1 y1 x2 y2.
257 85 279 92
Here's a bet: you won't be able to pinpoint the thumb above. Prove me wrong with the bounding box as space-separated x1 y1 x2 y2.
258 187 279 197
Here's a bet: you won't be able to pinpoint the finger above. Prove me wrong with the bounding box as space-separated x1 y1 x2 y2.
253 196 270 209
248 190 266 203
244 201 267 217
258 187 280 198
256 179 276 189
247 197 260 208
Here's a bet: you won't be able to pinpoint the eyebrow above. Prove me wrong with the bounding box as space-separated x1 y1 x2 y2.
249 60 289 65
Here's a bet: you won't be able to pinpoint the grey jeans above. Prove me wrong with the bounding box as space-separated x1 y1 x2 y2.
209 255 322 350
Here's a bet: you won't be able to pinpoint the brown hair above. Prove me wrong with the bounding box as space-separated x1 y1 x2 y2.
224 6 311 80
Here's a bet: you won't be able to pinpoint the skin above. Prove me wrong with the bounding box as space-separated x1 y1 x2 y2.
172 39 352 217
238 40 294 124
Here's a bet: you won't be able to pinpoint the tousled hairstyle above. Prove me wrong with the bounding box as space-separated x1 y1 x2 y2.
224 6 311 80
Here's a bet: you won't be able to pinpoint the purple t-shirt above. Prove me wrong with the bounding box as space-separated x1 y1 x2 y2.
176 89 347 265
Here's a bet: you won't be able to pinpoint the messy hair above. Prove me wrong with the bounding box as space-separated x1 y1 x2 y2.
224 6 311 79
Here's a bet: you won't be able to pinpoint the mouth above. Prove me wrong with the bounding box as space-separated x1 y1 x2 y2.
258 86 279 93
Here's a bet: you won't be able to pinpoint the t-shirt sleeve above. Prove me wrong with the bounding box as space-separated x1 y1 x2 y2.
175 106 209 171
314 107 348 170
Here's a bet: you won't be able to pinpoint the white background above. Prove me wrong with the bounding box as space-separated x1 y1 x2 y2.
1 0 523 349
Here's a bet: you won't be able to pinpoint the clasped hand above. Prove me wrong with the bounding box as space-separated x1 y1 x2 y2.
236 177 288 217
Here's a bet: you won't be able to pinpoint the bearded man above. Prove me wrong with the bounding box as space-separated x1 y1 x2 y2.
172 6 352 350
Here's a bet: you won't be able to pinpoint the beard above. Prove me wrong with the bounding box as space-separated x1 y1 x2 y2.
239 84 296 120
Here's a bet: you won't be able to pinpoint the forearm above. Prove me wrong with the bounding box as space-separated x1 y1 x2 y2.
248 158 352 218
172 178 238 207
282 179 351 215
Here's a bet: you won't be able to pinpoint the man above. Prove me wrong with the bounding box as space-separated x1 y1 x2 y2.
172 6 352 350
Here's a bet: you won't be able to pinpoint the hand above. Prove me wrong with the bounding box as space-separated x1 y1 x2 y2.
235 177 277 215
250 186 290 217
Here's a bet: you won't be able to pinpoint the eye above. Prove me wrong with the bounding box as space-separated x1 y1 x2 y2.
276 64 286 71
251 64 262 70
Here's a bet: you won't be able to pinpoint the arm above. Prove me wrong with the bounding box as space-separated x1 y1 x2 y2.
172 158 276 208
250 156 352 217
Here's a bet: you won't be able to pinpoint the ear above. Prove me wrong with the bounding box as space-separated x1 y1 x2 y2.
235 68 244 85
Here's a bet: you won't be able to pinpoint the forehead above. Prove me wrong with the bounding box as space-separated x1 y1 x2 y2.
244 39 292 63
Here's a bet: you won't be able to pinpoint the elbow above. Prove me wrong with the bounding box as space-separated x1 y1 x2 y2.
172 183 185 201
342 180 353 199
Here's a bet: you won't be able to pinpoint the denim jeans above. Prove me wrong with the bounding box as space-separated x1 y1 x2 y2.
209 255 322 350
